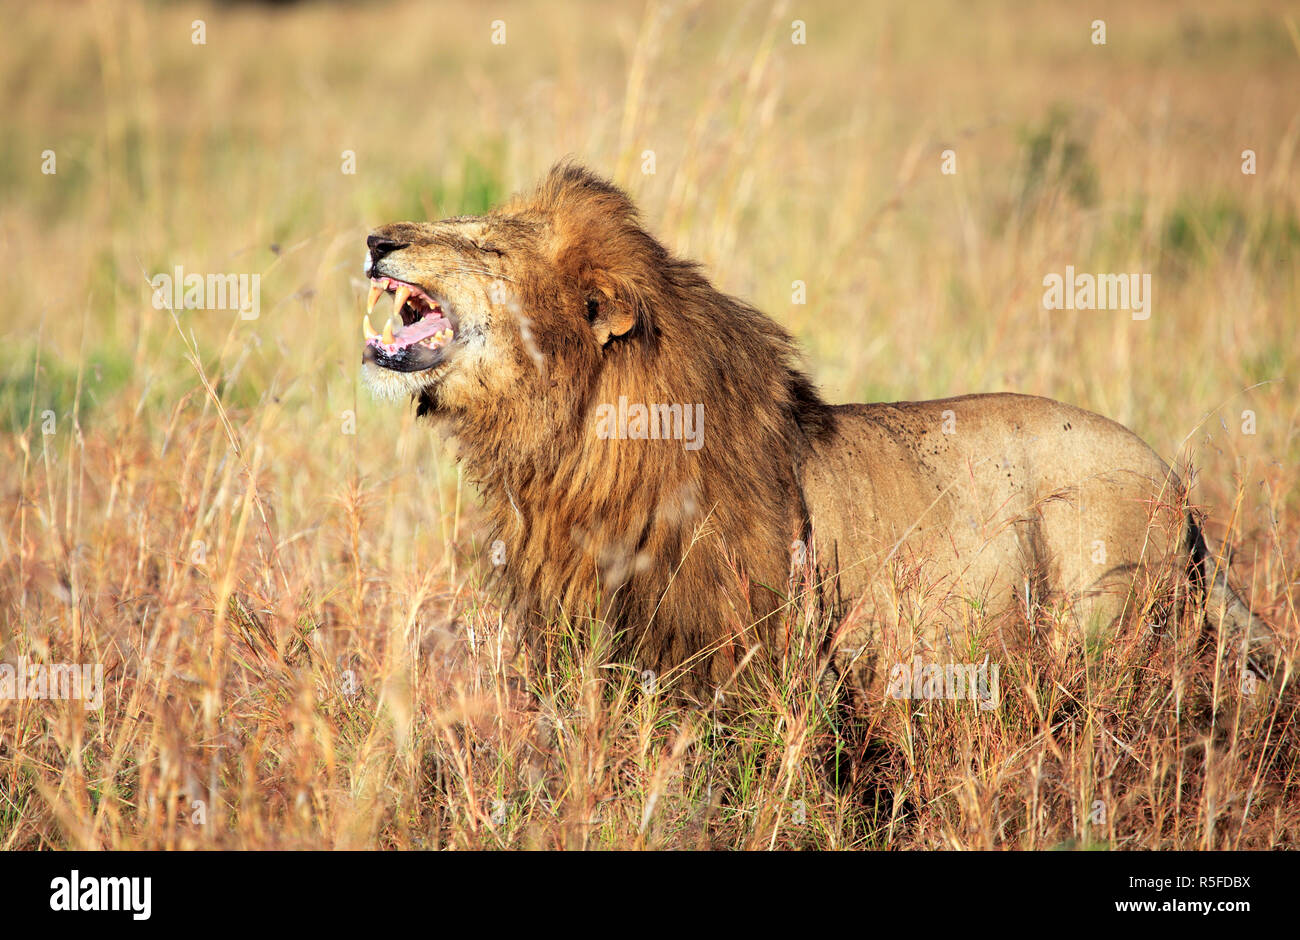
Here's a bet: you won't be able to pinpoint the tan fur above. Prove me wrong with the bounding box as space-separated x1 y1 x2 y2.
363 163 1270 697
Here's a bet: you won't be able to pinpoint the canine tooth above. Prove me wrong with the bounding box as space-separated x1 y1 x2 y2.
392 285 411 313
367 284 382 314
382 319 395 345
364 314 379 339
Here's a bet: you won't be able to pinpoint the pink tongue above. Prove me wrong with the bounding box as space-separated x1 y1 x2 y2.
390 314 451 349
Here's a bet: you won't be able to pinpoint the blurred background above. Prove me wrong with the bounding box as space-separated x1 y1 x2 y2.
1 0 1297 848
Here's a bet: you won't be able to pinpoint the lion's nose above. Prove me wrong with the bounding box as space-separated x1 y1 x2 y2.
366 234 408 263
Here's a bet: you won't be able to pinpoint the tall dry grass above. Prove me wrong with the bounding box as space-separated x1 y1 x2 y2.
1 0 1298 848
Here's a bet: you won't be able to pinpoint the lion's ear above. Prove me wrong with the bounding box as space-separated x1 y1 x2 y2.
586 291 636 346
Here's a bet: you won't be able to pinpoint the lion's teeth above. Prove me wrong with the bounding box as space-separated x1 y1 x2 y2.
364 314 379 340
382 319 395 345
392 285 411 313
367 284 382 314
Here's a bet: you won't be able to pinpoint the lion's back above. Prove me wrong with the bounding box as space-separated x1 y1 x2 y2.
802 393 1183 661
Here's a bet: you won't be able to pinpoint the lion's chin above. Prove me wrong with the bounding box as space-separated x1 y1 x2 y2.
360 360 444 401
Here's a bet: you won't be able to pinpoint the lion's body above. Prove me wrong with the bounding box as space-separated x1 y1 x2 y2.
362 164 1269 698
803 395 1188 689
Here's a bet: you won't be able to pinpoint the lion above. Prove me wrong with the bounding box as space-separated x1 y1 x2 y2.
360 162 1272 699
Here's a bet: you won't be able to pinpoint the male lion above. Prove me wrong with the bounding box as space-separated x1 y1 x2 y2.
360 163 1270 698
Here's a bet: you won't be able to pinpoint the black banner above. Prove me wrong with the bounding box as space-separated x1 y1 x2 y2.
0 850 1280 927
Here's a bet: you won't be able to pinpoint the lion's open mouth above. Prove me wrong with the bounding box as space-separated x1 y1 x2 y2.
362 276 456 372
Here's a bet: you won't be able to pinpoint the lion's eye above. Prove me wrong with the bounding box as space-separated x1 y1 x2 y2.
585 298 600 322
475 242 505 257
